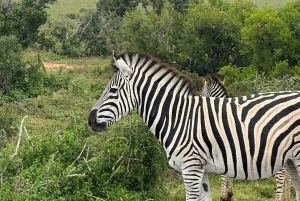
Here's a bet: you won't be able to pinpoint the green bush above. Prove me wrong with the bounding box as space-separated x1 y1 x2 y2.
0 0 55 49
0 35 24 94
0 110 167 200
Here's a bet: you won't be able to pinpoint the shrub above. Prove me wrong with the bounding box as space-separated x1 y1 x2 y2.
0 111 167 200
0 35 24 94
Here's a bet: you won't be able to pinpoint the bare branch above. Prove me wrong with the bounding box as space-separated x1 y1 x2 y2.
46 151 58 186
67 173 86 177
72 142 87 165
24 125 34 147
1 115 28 187
11 115 28 158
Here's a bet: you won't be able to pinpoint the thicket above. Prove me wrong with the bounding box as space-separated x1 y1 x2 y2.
0 64 169 200
0 116 167 200
0 0 67 102
47 0 300 79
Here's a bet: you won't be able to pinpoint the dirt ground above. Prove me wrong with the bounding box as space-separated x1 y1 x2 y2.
43 62 75 70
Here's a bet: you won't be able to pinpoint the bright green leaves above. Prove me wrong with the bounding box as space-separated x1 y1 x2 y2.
241 6 295 75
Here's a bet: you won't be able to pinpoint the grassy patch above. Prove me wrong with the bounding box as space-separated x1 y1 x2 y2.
251 0 295 8
45 0 97 21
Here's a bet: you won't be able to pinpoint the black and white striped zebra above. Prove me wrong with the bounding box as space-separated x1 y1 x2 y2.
88 52 300 201
202 74 292 201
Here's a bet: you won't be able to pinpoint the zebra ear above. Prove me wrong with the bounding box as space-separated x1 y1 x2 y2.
222 78 225 84
113 52 133 77
115 58 133 76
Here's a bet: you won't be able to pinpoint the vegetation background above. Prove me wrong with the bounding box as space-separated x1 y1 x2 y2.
1 0 300 200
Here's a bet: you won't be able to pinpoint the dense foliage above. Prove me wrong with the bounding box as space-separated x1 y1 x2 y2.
0 63 169 200
47 0 300 78
0 0 62 101
0 0 56 49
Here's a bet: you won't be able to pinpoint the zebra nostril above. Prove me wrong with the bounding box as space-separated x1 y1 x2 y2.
88 109 98 127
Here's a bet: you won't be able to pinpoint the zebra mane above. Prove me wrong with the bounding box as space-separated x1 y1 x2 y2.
205 74 229 98
111 52 195 93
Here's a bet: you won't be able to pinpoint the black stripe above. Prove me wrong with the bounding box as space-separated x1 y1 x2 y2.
147 72 175 130
136 70 147 117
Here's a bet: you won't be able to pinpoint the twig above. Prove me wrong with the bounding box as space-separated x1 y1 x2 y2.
46 151 58 187
67 173 86 177
105 137 129 184
85 194 105 200
24 125 34 147
1 115 28 186
72 142 86 165
11 115 28 158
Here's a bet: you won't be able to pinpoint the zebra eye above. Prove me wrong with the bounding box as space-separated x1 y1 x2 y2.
109 88 118 93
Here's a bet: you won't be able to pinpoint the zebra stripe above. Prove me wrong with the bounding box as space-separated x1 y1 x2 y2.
88 52 300 201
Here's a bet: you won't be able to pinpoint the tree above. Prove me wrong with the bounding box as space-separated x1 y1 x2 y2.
279 1 300 67
122 3 182 62
178 1 243 75
96 0 140 17
0 0 56 49
241 6 297 75
0 35 24 93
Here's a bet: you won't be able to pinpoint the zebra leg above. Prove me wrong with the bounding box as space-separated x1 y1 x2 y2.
220 176 233 201
227 178 233 201
286 160 300 201
181 165 211 201
275 167 286 201
220 176 227 201
284 166 291 201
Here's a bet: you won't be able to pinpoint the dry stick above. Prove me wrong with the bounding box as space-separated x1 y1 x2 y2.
85 194 105 201
72 142 86 165
11 115 28 158
0 115 28 186
105 137 129 184
46 151 58 187
67 143 88 178
23 125 34 147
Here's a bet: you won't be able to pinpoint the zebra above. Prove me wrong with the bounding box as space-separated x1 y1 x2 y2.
201 74 292 201
88 52 300 201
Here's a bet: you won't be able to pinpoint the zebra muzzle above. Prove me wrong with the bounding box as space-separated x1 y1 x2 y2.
88 109 108 132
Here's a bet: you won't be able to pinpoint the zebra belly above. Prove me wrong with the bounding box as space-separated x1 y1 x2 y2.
207 157 289 180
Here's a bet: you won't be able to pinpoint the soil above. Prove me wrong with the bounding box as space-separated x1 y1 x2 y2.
43 62 75 70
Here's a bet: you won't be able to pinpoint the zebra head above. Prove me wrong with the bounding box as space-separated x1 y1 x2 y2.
88 53 135 132
201 74 229 98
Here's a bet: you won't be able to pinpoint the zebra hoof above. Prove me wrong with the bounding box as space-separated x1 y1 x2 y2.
227 192 233 201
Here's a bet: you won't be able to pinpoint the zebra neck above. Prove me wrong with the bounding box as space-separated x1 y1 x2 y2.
137 88 199 147
131 60 194 143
